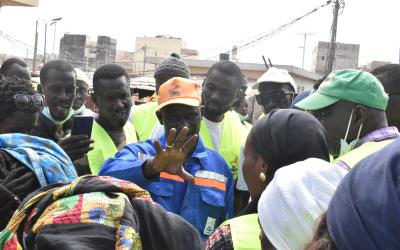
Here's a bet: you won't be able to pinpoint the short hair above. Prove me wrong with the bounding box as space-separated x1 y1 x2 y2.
205 61 243 89
0 76 36 121
371 64 400 92
40 60 76 85
92 64 129 93
0 58 27 76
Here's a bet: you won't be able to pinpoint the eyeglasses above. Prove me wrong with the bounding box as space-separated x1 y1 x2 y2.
13 94 45 111
255 91 294 106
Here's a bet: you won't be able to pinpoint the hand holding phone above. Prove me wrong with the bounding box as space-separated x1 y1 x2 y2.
71 116 94 137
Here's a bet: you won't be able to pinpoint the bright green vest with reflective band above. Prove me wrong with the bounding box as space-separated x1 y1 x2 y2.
200 111 248 178
88 120 138 175
335 140 394 169
132 101 158 141
222 213 261 250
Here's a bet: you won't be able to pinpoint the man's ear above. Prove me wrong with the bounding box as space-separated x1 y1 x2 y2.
156 110 163 125
91 92 98 106
353 105 368 127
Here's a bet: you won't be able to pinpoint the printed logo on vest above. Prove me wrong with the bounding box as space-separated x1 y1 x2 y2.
204 217 216 236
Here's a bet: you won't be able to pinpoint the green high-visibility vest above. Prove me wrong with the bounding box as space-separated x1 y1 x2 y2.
200 111 248 178
88 120 138 175
132 101 158 141
335 139 394 169
223 213 261 250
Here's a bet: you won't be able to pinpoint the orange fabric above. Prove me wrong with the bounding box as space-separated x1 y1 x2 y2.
195 177 226 191
157 77 201 111
159 173 226 191
160 172 184 182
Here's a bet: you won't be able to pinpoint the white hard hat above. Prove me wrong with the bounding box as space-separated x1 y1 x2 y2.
253 67 297 93
75 68 91 87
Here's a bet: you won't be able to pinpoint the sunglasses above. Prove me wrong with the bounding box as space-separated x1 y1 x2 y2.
255 92 294 106
13 94 45 111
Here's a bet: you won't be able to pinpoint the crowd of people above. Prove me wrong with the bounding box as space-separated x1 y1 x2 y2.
0 53 399 250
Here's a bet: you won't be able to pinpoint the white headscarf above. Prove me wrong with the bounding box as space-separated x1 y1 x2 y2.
257 158 347 250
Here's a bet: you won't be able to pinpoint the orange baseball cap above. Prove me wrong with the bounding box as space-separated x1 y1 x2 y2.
157 77 201 111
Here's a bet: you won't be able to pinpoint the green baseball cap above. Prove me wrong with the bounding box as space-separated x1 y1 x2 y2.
295 69 388 111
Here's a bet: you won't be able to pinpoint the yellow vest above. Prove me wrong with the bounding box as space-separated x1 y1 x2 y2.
88 120 138 175
335 140 394 169
132 102 158 141
243 121 252 131
200 111 248 178
222 214 261 250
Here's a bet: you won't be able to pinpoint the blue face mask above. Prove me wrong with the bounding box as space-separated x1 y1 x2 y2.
42 107 75 126
73 105 86 116
339 108 363 157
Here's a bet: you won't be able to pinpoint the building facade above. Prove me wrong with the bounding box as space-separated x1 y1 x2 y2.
59 34 90 69
312 41 360 74
59 34 117 71
133 35 199 76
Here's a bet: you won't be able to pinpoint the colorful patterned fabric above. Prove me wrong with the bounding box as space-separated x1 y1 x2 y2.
205 224 233 250
0 175 204 250
0 133 78 187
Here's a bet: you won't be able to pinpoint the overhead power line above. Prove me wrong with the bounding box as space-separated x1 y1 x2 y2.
205 0 332 60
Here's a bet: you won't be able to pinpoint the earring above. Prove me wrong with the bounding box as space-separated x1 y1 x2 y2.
259 172 267 182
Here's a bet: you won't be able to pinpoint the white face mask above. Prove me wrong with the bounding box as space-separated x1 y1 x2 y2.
339 108 363 157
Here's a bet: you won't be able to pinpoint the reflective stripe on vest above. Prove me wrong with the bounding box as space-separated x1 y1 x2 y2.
224 213 261 250
195 170 227 183
88 120 138 175
160 170 227 191
160 172 184 182
335 139 394 169
132 102 158 141
200 111 248 178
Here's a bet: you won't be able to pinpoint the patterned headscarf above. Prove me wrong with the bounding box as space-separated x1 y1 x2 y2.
0 176 204 250
0 133 77 187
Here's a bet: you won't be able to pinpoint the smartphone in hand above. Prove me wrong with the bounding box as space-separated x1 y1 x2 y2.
71 116 94 137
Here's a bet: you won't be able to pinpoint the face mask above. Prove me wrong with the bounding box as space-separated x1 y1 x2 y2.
339 108 363 157
238 113 249 121
73 105 86 116
42 107 75 126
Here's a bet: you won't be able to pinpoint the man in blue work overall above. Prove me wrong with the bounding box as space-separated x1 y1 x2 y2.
100 77 234 240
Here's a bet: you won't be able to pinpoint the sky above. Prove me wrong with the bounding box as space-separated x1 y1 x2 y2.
0 0 399 71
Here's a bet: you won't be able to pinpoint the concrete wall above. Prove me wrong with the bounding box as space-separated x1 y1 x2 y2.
59 34 88 69
133 36 183 75
312 41 360 74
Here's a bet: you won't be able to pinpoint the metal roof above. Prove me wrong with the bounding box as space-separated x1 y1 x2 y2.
0 0 38 7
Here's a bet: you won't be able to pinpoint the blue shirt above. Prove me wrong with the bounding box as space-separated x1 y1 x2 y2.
99 137 234 240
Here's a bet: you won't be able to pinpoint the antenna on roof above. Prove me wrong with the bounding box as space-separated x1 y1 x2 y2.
268 58 273 67
262 55 269 70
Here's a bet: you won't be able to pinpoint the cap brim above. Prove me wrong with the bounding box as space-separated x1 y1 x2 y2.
295 92 339 111
157 98 200 111
252 82 260 90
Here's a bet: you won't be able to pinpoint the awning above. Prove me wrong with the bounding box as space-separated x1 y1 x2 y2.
0 0 38 7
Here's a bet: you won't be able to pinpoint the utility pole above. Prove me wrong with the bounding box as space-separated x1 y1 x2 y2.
43 22 47 63
296 32 315 69
32 20 38 74
142 45 147 76
325 0 345 75
50 17 62 59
